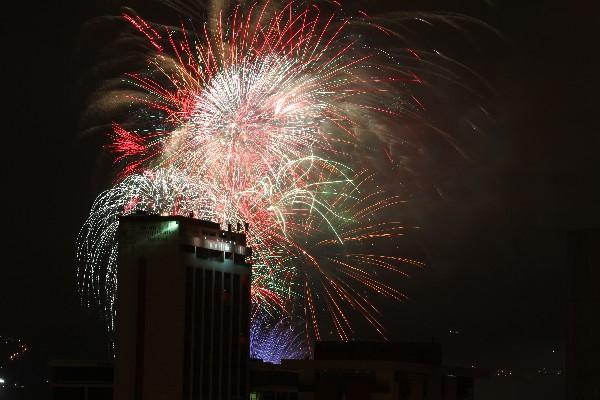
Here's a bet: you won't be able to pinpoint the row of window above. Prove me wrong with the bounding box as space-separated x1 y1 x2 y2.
180 244 247 265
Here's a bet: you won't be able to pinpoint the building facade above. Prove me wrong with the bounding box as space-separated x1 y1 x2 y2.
250 342 486 400
114 214 252 400
567 229 600 400
49 360 113 400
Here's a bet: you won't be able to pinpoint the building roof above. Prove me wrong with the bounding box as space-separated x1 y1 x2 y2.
119 212 221 230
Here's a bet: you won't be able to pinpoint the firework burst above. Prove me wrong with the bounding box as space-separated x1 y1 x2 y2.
250 315 309 363
76 0 478 353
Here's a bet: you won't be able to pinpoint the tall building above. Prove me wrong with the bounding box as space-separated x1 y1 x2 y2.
114 214 252 400
567 229 600 400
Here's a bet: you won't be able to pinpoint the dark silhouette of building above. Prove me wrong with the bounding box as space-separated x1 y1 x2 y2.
48 342 484 400
567 229 600 400
250 341 487 400
249 359 299 400
114 214 252 400
49 360 113 400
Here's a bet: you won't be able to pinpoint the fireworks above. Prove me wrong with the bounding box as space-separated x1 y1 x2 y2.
250 315 309 363
77 0 449 355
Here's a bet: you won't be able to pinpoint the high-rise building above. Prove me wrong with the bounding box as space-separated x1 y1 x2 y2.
113 213 252 400
567 229 600 400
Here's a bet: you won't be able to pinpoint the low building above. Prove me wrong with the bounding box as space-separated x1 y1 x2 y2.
49 360 113 400
48 343 484 400
250 359 299 400
250 342 487 400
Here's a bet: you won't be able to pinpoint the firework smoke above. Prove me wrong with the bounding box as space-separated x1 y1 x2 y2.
78 0 486 354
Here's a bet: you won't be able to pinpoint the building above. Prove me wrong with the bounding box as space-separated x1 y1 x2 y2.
114 214 252 400
49 360 113 400
567 229 600 400
250 359 299 400
250 342 487 400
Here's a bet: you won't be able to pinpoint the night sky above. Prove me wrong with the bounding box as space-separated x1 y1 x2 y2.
1 0 597 398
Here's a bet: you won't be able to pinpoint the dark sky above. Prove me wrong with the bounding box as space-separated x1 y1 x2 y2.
1 0 598 397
